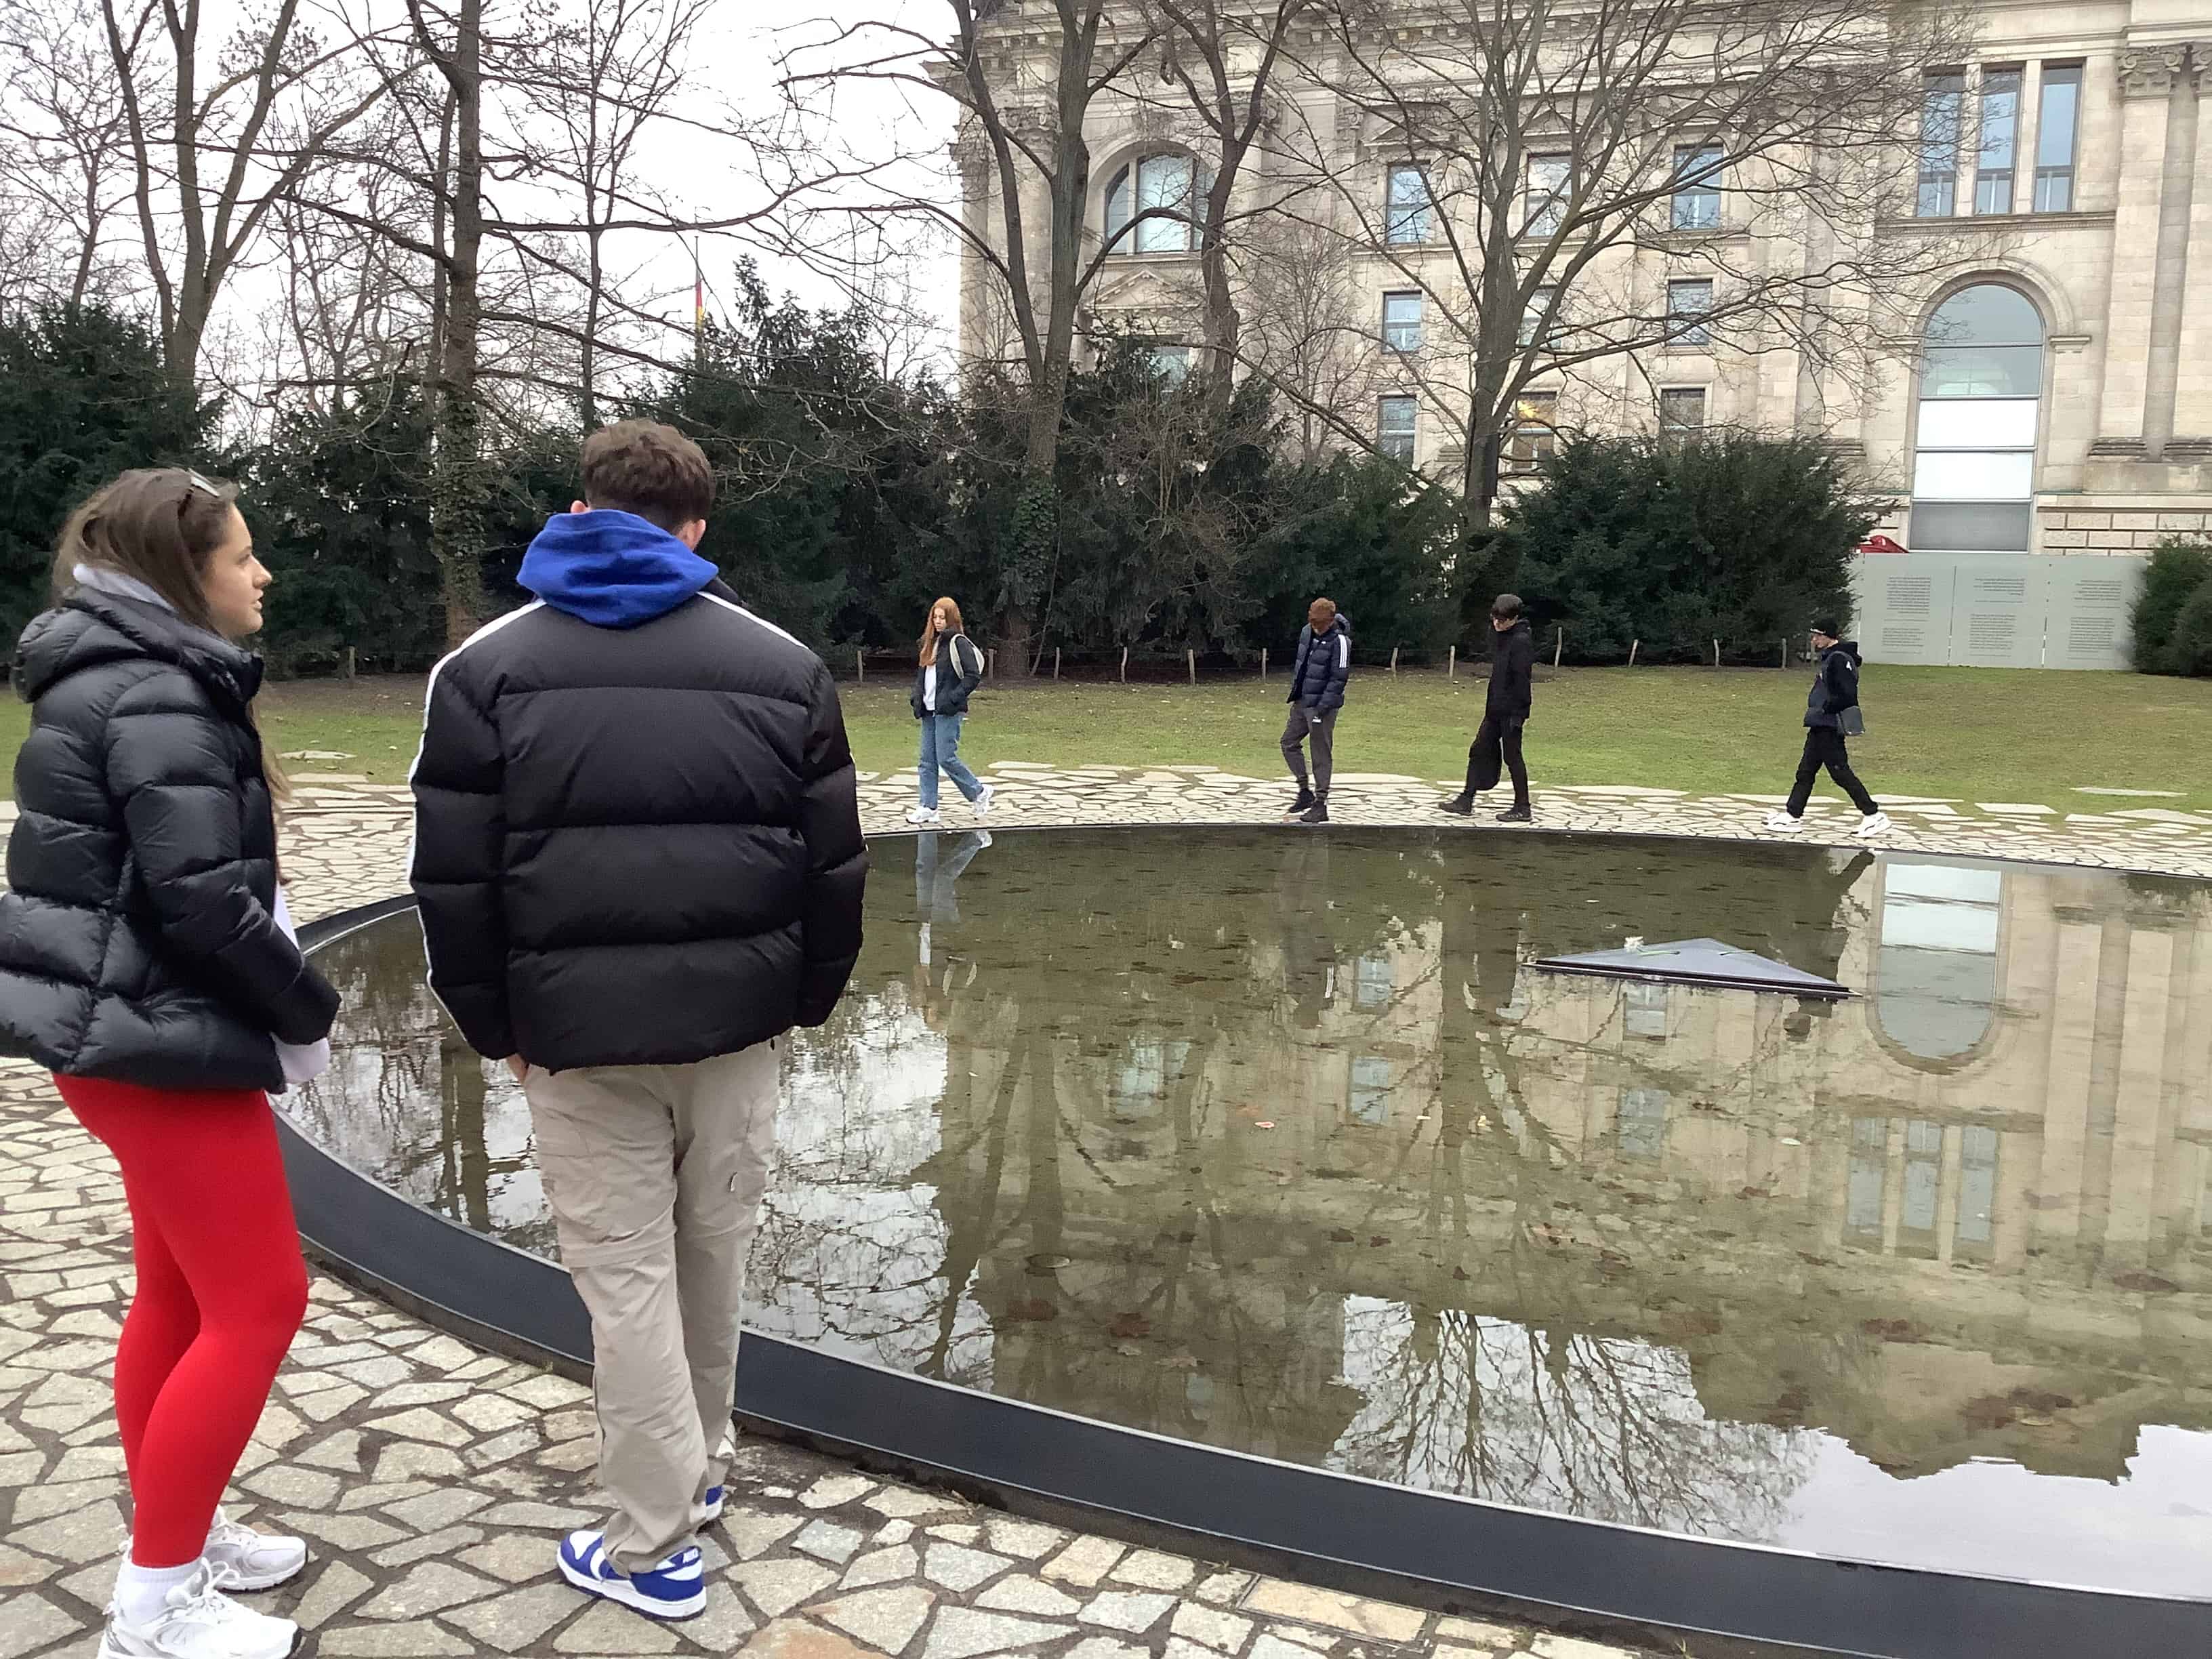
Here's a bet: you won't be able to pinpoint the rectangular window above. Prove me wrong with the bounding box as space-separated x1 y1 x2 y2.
2034 64 2081 212
1616 1087 1669 1159
1519 285 1557 348
1355 954 1393 1008
1975 67 2022 214
1135 155 1196 253
1919 71 1964 217
1671 142 1723 230
1146 344 1190 385
1667 278 1714 346
1524 154 1569 237
1349 1056 1392 1125
1382 291 1423 352
1659 386 1706 436
1378 394 1417 462
1386 164 1431 245
1502 392 1557 474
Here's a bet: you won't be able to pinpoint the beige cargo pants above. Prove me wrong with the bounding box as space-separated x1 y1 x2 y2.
523 1041 779 1573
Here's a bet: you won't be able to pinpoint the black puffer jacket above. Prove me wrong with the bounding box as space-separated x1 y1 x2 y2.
1486 619 1534 722
1804 640 1862 730
0 592 339 1090
1288 616 1352 712
410 509 868 1071
909 632 985 720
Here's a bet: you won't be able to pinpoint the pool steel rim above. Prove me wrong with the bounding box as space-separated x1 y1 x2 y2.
280 869 2212 1659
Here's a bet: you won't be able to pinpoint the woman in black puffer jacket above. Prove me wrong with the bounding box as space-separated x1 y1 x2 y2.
0 468 337 1657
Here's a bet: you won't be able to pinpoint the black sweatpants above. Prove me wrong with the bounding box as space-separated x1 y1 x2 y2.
1465 714 1530 808
1788 727 1877 817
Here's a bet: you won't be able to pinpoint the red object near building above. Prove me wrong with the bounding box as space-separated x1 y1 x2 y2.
1857 533 1909 555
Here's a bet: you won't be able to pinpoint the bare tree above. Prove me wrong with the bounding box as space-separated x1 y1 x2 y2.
1261 0 1977 529
0 0 142 307
785 1 1166 674
96 0 409 378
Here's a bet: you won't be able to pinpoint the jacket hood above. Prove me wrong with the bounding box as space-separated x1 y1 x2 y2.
1312 613 1350 635
14 591 262 712
518 510 718 629
1822 638 1861 662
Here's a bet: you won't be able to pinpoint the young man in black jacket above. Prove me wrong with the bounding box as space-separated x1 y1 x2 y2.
1282 596 1351 824
410 422 866 1622
1439 594 1536 822
1765 620 1892 839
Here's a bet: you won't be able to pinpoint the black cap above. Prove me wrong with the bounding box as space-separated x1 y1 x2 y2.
1809 619 1840 639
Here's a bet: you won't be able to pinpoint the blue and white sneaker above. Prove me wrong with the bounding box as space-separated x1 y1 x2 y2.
557 1531 706 1620
701 1486 725 1524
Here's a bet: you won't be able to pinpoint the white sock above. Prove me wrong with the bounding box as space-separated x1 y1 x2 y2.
114 1558 201 1626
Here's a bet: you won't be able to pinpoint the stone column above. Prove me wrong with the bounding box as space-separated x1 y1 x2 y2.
2142 45 2204 459
2097 44 2188 451
2177 49 2212 442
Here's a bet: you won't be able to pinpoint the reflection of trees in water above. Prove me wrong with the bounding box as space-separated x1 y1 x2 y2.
283 925 553 1258
1331 1302 1814 1539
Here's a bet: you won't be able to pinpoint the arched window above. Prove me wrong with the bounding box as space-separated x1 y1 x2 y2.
1105 154 1203 253
1873 860 2001 1063
1909 283 2044 552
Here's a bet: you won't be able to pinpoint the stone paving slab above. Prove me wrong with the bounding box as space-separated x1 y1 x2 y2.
6 766 2211 1659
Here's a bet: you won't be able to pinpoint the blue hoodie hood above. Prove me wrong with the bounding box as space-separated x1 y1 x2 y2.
518 509 718 629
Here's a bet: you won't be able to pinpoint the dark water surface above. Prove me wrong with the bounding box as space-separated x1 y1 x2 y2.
282 827 2212 1596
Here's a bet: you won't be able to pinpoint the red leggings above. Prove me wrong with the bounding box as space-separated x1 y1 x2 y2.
57 1076 308 1568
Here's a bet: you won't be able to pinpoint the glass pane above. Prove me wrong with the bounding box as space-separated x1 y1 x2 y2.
1135 155 1193 253
1660 388 1706 431
1917 398 2036 448
1520 286 1555 347
1148 346 1190 385
2034 169 2074 213
1921 344 2041 398
1919 73 1964 217
1105 166 1132 249
1671 143 1721 229
1387 165 1430 245
1907 499 2032 552
1978 69 2020 170
1927 284 2043 345
2036 66 2081 169
1912 449 2035 500
1668 280 1713 344
1525 155 1568 235
1379 395 1416 436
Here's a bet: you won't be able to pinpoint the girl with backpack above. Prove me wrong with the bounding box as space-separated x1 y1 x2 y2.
907 596 995 827
0 468 339 1659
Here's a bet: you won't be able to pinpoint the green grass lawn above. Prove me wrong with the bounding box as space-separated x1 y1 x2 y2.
4 665 2209 812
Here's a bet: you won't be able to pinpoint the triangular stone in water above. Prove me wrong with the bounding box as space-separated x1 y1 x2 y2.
1530 937 1849 998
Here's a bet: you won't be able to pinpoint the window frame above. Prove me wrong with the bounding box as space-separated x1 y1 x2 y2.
1385 163 1433 246
1105 152 1200 255
1523 153 1570 239
1145 343 1191 386
1378 393 1418 462
1973 66 2023 216
1670 142 1724 230
1519 284 1557 349
1666 277 1715 347
1502 391 1558 475
1658 386 1707 438
1918 70 1965 218
2033 62 2082 213
1381 289 1424 352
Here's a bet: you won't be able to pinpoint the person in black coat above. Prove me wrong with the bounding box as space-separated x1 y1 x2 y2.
1764 621 1892 840
1439 593 1536 822
1282 596 1351 824
0 467 337 1656
409 420 866 1621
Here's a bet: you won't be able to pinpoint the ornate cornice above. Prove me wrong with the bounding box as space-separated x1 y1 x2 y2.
2118 41 2192 98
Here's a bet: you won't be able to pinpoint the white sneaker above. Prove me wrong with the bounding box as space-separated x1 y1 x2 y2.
1856 811 1894 838
972 783 996 819
975 830 993 848
201 1511 307 1592
1763 811 1802 834
905 806 943 826
99 1564 298 1659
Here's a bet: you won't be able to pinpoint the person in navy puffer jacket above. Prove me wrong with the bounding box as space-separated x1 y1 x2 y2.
1282 597 1350 824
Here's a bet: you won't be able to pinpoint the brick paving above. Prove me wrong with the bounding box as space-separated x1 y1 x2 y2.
4 766 2209 1659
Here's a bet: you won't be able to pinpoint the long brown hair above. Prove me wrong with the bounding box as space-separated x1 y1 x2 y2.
918 596 964 666
52 467 291 805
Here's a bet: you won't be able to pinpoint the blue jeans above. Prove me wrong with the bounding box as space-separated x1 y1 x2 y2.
918 713 982 810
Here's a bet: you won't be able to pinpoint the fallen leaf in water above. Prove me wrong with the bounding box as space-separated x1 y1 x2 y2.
1165 1352 1199 1370
1529 1221 1570 1247
1328 1227 1356 1243
1107 1312 1151 1340
1368 1235 1390 1248
1253 1120 1275 1130
1452 1266 1471 1281
2112 1271 2179 1294
1115 1343 1144 1357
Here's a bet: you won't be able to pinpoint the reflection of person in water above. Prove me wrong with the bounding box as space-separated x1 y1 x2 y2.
913 830 989 1025
1769 849 1874 1036
1275 835 1338 1027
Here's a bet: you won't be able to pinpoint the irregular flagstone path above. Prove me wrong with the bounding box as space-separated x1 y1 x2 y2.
5 764 2211 1659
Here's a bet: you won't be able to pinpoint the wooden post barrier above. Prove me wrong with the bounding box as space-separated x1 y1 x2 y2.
1260 647 1267 679
856 649 864 682
987 649 996 677
1054 647 1061 680
344 646 356 681
1629 638 1639 667
1713 638 1721 669
1120 645 1129 682
1187 649 1196 684
1554 627 1563 669
1448 644 1456 679
1390 645 1399 675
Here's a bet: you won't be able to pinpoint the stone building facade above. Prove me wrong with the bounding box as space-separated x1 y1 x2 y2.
954 3 2212 668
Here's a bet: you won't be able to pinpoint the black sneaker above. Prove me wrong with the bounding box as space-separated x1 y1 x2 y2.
1437 795 1473 816
1496 804 1532 823
1286 787 1315 817
1299 800 1330 825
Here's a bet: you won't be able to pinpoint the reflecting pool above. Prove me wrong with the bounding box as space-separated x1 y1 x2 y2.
282 828 2212 1597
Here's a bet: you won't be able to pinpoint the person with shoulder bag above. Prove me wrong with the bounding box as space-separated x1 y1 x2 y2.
1765 619 1893 840
1282 597 1351 825
0 468 339 1659
1439 593 1536 823
907 596 994 827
